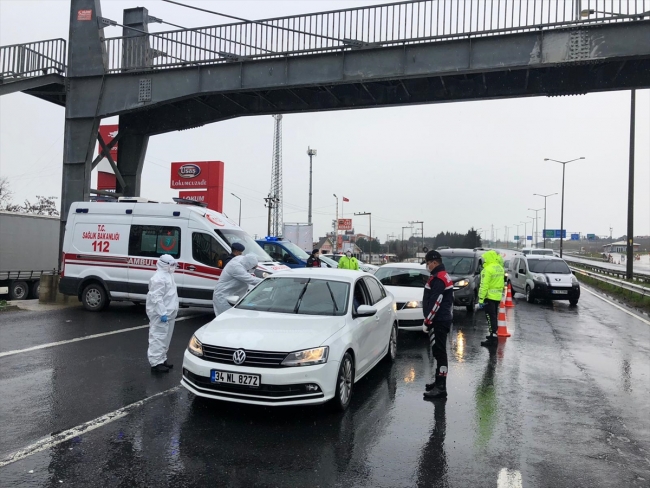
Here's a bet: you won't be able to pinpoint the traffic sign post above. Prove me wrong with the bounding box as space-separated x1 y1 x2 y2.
570 233 580 241
587 234 596 241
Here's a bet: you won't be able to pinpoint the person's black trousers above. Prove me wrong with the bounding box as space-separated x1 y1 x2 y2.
484 299 500 336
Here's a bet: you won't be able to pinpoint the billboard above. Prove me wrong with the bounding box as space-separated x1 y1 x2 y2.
98 124 119 162
338 219 353 231
170 161 225 212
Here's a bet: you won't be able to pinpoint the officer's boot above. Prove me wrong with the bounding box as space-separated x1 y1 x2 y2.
480 335 498 348
424 369 447 399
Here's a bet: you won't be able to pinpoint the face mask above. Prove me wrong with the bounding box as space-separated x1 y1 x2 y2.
346 253 351 257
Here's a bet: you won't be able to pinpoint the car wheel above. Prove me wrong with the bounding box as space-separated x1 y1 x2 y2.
332 352 355 412
466 294 476 313
82 282 109 312
569 299 579 306
526 285 535 304
384 323 398 363
9 281 29 300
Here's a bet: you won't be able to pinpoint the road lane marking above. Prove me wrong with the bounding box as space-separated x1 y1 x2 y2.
0 314 210 359
582 287 650 326
0 386 180 468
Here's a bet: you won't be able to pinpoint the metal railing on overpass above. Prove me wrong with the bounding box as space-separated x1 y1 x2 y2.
0 38 66 81
104 0 650 72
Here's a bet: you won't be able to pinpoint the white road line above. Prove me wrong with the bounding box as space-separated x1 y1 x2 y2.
582 287 650 326
0 314 209 359
0 386 180 468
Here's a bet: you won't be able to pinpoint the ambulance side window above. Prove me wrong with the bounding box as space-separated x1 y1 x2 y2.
129 226 181 258
192 233 229 268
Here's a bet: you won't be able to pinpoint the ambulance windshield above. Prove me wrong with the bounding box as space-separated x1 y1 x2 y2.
215 229 274 262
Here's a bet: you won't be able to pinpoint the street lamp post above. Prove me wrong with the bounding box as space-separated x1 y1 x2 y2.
526 217 535 247
409 221 424 256
514 224 521 249
544 157 585 257
307 147 317 225
401 226 411 255
476 228 483 248
231 193 242 226
333 193 338 254
528 208 543 248
533 193 558 248
355 212 372 263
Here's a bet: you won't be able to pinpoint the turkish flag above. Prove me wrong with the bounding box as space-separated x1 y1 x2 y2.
342 197 350 202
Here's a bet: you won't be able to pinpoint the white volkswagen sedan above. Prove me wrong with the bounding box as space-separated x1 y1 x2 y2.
374 263 429 331
181 269 398 411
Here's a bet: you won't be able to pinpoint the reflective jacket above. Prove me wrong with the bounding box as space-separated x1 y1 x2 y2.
478 250 505 303
422 263 454 325
338 256 359 270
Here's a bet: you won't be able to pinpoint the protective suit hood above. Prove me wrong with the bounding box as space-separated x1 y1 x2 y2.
482 250 499 266
157 254 177 273
241 254 259 272
213 254 262 316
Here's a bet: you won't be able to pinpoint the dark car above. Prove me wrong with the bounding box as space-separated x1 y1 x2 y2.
437 249 484 313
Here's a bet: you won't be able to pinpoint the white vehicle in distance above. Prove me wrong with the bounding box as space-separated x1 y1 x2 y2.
521 248 554 256
373 263 428 331
508 255 580 305
321 254 379 273
181 269 398 411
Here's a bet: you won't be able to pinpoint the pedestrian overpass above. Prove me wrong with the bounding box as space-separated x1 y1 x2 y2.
1 0 649 230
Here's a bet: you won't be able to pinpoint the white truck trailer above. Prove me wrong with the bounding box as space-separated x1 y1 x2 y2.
0 211 59 299
282 223 314 253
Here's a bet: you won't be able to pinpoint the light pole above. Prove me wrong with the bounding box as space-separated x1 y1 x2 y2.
231 193 241 226
514 224 521 249
476 228 483 248
544 157 585 257
533 193 558 248
526 217 535 247
333 194 338 253
528 208 543 248
402 226 411 255
307 147 317 225
409 221 424 256
355 212 372 262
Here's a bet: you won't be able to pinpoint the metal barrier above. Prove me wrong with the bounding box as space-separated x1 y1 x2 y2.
0 39 66 80
103 0 650 72
564 256 650 283
571 267 650 297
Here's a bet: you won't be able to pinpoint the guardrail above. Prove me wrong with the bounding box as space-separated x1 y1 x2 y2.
0 39 66 81
564 256 650 283
571 267 650 297
103 0 650 72
0 270 56 281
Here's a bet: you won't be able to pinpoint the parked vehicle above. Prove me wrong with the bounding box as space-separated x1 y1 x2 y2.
59 199 287 311
256 237 311 268
181 269 398 411
0 211 59 300
321 254 379 273
374 263 429 331
282 223 313 253
521 248 554 256
437 248 484 312
318 255 339 268
508 255 580 305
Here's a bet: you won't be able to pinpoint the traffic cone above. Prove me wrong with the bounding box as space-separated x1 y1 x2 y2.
497 296 511 337
505 283 515 308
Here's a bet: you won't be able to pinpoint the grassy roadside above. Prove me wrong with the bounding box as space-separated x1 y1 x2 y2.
574 273 650 315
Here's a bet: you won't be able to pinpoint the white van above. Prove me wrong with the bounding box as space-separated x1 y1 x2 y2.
60 199 288 311
521 248 554 256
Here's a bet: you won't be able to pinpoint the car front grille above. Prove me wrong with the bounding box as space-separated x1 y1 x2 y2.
201 344 288 368
398 319 424 328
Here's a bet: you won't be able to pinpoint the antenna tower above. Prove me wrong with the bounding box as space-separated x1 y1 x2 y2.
270 114 283 237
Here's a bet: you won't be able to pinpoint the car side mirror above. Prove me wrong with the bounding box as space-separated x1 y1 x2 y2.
355 305 377 317
519 269 525 274
226 295 240 306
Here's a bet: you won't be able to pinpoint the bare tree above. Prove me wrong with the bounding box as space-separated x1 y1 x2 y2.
0 176 13 210
0 179 59 215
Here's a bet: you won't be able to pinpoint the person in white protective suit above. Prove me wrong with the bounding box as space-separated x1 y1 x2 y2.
213 254 262 316
146 254 179 373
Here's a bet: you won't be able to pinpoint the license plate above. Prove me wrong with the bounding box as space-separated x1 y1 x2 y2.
552 289 568 295
211 370 260 388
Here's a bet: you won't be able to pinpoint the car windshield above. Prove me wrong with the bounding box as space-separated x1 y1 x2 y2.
282 241 310 260
215 229 274 262
374 267 429 288
441 256 474 275
237 277 349 316
527 259 571 274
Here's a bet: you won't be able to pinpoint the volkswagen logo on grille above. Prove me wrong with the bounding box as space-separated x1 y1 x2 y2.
233 349 246 365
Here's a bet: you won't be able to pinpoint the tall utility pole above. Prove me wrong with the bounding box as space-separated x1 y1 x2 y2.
307 147 317 225
521 221 528 247
231 193 242 226
270 115 283 237
401 226 411 254
409 221 424 255
528 208 543 248
626 89 636 279
514 224 521 249
264 195 279 236
526 216 535 246
355 212 372 262
333 194 339 253
534 193 558 248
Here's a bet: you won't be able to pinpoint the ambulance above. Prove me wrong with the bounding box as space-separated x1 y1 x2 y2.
59 198 289 311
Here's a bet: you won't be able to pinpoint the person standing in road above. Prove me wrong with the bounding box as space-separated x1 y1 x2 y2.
146 254 179 373
222 242 245 268
213 254 262 316
338 251 360 270
306 249 322 268
478 250 505 348
422 250 454 400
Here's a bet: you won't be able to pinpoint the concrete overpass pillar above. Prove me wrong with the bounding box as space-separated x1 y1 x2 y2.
115 132 149 197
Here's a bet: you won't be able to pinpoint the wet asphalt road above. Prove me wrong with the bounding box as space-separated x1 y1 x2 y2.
0 288 649 488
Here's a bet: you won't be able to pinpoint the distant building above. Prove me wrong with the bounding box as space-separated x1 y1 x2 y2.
602 241 639 253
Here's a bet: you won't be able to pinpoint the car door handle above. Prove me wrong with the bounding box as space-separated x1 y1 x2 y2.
188 265 196 271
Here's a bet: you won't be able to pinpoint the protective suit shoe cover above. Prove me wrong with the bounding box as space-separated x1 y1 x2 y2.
151 364 170 373
423 386 447 399
481 336 498 347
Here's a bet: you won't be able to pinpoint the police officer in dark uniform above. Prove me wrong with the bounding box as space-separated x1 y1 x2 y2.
306 249 322 268
422 250 454 399
222 242 245 268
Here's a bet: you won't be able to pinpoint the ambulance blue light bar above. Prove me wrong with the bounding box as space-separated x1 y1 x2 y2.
75 208 89 213
265 236 280 241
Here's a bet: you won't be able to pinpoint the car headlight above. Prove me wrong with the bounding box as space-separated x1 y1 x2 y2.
392 302 397 311
404 301 422 308
254 269 270 278
281 346 329 367
532 273 546 283
454 279 470 288
188 335 203 357
571 275 579 284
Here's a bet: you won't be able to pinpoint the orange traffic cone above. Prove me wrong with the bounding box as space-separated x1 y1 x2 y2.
497 296 511 337
505 283 515 308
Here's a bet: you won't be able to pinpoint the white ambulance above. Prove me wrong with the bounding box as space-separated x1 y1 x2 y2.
60 199 288 311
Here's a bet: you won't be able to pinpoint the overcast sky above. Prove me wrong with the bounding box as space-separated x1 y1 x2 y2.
1 0 648 243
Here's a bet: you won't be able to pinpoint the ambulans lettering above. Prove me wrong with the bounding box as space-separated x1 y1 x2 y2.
128 257 156 267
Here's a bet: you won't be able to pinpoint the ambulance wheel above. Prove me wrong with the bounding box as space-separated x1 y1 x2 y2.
9 281 29 300
82 282 109 312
